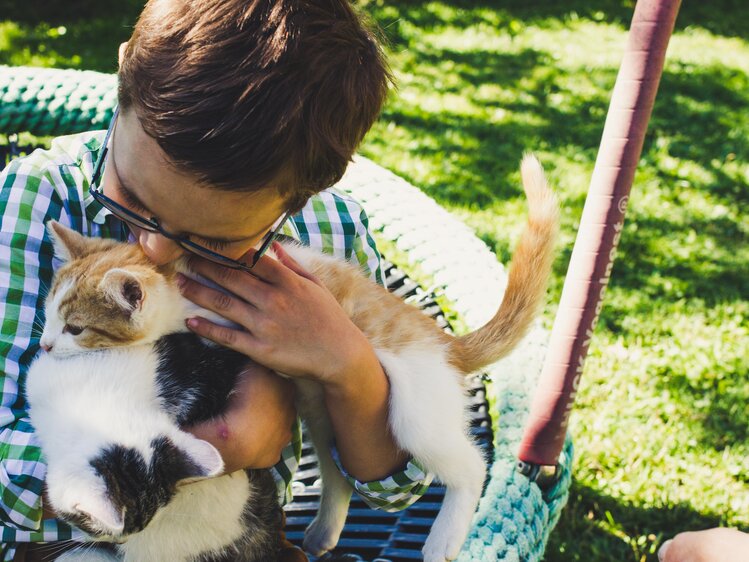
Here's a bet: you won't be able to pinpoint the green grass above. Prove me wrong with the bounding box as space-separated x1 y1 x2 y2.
1 2 747 560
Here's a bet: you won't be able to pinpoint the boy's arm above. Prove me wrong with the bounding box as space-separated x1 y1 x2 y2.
0 160 62 530
181 195 434 511
325 202 433 510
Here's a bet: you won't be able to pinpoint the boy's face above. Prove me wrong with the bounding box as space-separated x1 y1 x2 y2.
100 108 288 266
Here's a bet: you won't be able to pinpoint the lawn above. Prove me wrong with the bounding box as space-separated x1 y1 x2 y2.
1 1 747 561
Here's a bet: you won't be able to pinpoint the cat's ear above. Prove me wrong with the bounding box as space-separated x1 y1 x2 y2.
167 434 224 482
99 269 145 313
73 491 125 536
46 220 92 262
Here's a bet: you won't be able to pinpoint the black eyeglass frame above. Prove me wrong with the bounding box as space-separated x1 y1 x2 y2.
89 106 292 273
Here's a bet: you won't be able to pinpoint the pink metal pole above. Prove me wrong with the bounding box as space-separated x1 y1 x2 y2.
517 0 682 467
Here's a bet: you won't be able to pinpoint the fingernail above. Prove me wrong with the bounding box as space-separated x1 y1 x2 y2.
186 318 199 330
176 273 187 289
658 539 672 562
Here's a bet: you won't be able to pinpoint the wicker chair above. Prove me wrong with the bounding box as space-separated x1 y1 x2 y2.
0 65 573 561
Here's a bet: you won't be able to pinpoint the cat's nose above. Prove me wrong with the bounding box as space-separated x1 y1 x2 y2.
40 343 53 353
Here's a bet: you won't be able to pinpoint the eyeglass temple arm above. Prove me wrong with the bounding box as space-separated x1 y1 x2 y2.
91 106 120 186
250 211 293 268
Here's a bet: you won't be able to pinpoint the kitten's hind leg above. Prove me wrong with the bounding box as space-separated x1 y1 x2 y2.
296 382 353 557
302 446 352 557
421 442 485 562
380 350 486 562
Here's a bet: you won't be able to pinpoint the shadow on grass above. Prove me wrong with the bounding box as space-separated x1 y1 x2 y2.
546 480 734 562
0 0 142 25
371 12 748 317
380 56 748 207
366 0 749 41
505 0 749 41
651 362 749 460
0 17 132 72
609 214 748 303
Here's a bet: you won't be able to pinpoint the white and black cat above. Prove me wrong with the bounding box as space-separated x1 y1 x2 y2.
29 329 284 561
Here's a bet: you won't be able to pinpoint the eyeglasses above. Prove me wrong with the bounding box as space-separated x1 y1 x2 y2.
89 107 291 273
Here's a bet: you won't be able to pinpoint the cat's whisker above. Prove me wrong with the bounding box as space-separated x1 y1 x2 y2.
34 539 73 551
39 282 50 298
34 538 82 558
31 319 46 335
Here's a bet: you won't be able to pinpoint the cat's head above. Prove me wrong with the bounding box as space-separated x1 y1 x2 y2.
52 427 224 539
40 221 184 355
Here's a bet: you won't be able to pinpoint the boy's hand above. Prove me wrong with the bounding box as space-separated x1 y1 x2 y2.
658 528 749 562
185 361 296 474
177 243 407 482
177 242 375 389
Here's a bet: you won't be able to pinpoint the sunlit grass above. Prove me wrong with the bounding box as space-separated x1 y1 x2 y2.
359 3 749 560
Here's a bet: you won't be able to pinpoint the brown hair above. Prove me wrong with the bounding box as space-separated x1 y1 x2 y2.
118 0 391 211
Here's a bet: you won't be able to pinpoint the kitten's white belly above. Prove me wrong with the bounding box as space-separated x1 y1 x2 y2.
120 471 251 562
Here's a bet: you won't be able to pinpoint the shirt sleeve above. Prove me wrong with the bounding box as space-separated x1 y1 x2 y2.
331 447 434 512
0 158 65 531
269 418 303 505
347 199 384 286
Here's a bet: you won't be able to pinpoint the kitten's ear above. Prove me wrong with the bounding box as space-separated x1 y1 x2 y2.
73 491 125 536
99 269 145 313
46 220 92 262
170 434 224 482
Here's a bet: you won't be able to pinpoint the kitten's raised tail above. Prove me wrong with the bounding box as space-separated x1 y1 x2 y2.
449 154 560 374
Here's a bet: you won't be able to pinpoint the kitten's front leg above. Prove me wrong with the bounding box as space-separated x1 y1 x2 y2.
294 380 353 557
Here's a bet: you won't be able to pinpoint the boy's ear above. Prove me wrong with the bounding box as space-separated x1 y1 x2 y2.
46 220 92 262
118 42 128 67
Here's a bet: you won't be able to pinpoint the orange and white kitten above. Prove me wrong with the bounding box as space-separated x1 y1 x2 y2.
31 155 558 562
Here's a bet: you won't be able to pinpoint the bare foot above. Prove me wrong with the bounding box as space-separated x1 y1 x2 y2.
658 528 749 562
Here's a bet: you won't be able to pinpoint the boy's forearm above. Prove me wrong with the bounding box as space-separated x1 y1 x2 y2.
323 345 409 482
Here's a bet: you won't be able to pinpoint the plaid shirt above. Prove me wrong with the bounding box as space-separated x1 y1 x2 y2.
0 132 432 558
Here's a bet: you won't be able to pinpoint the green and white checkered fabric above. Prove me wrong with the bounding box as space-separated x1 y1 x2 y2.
0 132 431 559
332 448 433 512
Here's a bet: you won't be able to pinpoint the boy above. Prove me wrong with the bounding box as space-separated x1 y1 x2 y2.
0 0 432 559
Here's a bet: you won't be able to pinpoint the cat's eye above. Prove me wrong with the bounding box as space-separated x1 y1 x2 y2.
63 324 84 336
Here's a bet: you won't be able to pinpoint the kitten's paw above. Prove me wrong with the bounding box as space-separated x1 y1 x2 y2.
303 516 342 556
422 530 464 562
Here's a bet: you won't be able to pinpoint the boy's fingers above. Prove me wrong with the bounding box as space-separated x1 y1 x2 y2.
177 274 261 326
657 540 673 562
235 249 287 284
272 241 318 283
185 315 256 356
658 529 749 562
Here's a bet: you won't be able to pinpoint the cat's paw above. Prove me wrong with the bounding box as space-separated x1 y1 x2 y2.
422 530 464 562
303 516 342 556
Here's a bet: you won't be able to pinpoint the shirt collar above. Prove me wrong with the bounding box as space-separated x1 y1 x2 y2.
81 132 114 226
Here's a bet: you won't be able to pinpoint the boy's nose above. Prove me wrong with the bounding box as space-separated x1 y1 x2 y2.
137 230 184 265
